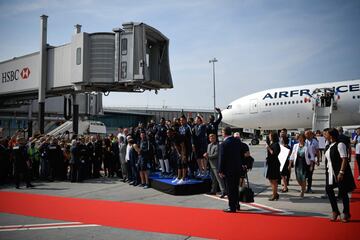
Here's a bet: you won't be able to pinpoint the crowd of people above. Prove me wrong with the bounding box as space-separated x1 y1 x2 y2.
1 112 359 223
0 108 226 190
262 126 360 222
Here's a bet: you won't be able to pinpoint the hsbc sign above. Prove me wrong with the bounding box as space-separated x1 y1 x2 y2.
0 53 39 95
1 67 31 83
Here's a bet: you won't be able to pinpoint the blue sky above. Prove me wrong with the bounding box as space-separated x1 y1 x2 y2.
0 0 359 110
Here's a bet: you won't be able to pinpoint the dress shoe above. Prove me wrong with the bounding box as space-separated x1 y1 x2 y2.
330 212 340 222
206 191 216 195
341 213 351 223
236 205 240 211
223 208 236 213
219 193 226 198
305 188 314 193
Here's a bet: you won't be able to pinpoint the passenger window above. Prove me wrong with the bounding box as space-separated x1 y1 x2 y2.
227 105 232 109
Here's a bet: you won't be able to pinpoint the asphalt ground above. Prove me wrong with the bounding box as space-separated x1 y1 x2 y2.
0 142 358 239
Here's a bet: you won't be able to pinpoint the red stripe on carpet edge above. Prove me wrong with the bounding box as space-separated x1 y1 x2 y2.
0 191 358 240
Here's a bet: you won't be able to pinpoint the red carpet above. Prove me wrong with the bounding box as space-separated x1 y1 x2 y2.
0 160 359 239
0 191 357 239
351 156 360 218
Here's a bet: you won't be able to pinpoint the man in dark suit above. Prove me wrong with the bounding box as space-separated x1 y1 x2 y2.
219 127 244 213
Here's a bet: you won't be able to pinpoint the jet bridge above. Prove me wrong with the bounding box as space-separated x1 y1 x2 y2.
0 16 173 134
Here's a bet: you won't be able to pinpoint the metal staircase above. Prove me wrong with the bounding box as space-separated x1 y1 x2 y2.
312 100 333 131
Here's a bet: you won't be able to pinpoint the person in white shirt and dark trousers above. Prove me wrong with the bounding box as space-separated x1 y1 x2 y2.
324 128 356 223
351 127 360 180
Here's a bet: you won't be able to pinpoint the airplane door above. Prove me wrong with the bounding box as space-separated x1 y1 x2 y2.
250 99 258 113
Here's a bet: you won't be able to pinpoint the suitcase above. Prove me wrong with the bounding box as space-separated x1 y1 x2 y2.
239 172 254 203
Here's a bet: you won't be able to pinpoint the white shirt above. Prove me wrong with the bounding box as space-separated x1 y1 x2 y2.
353 135 360 154
306 138 319 161
325 142 347 185
125 144 132 162
117 133 125 141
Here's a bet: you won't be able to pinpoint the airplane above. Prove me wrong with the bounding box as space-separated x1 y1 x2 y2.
221 79 360 130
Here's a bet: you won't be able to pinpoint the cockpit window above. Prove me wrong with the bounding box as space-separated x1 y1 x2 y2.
227 105 232 109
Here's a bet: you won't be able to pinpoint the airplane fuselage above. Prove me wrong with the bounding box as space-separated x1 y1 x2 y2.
222 80 360 130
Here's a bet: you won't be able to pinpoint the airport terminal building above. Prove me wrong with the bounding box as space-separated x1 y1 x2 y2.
0 94 215 137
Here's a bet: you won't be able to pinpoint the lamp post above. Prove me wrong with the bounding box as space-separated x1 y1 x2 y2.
209 57 218 115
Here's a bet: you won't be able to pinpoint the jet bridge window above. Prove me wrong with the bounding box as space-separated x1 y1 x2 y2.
76 47 81 65
121 61 127 78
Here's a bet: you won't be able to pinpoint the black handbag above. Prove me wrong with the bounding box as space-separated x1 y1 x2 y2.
239 172 254 203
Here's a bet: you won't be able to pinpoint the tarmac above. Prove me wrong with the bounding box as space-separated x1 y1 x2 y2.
0 141 358 239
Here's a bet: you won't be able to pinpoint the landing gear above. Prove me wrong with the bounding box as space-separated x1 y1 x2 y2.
251 138 259 145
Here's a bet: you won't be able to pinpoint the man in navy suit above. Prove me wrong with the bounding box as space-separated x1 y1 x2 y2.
219 127 244 212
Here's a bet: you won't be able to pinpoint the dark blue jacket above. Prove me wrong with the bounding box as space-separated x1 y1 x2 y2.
219 136 244 175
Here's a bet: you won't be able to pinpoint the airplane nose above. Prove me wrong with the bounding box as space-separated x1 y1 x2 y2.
221 109 232 125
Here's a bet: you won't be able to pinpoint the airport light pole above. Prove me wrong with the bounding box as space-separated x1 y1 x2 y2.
209 57 218 115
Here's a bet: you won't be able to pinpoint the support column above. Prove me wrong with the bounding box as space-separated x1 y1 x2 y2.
28 101 33 138
72 94 79 135
38 15 48 134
